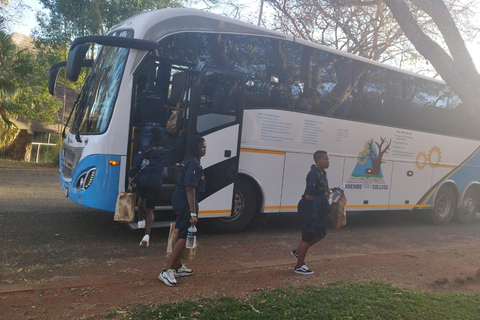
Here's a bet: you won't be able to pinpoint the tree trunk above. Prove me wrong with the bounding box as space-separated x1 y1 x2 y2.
382 0 480 122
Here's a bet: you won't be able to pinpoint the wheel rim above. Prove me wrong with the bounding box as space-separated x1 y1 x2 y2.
435 194 451 218
463 195 477 217
218 189 244 222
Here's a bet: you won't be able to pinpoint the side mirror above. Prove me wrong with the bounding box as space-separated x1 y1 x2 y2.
48 61 66 95
66 43 90 82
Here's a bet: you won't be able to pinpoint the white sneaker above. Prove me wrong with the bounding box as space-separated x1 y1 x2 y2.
137 220 146 228
159 269 177 286
139 234 149 247
174 263 193 277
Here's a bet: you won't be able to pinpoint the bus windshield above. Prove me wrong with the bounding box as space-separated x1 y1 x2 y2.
69 29 134 134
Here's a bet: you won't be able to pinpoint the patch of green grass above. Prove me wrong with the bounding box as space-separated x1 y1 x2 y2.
106 282 480 319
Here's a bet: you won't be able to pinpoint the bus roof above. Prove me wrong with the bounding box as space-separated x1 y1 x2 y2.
111 8 445 85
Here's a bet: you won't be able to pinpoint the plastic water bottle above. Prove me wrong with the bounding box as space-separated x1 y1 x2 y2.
186 225 197 249
332 184 345 203
140 159 149 170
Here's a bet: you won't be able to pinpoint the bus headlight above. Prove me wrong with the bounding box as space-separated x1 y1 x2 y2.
76 168 96 191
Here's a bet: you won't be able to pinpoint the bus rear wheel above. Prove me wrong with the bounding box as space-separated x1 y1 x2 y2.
203 178 256 233
430 186 456 225
456 188 479 224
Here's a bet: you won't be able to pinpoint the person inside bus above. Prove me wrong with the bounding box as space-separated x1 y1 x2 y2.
269 82 292 109
295 87 324 114
159 135 206 286
291 150 335 275
128 127 172 248
135 74 166 149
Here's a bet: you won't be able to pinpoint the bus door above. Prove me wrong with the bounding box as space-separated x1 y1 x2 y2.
188 68 245 218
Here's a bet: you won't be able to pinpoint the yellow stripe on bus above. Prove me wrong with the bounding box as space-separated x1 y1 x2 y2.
200 203 432 215
240 148 286 155
264 204 432 211
199 210 232 215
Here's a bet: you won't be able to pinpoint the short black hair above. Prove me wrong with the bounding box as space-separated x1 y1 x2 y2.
313 150 327 161
185 135 205 159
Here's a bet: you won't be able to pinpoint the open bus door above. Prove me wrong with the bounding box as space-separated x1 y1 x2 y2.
187 68 248 233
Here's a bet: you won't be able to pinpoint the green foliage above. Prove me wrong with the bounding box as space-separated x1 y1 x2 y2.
107 282 480 319
43 141 61 164
0 30 62 148
33 0 183 48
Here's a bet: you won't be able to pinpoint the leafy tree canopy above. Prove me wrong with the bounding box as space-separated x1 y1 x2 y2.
32 0 183 50
0 28 61 148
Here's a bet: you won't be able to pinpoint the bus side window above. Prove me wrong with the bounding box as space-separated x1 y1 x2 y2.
295 87 323 113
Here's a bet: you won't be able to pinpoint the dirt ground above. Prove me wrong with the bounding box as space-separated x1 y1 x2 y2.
3 239 480 320
2 160 480 319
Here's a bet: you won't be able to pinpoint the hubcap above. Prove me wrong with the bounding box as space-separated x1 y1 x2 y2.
436 194 451 218
219 190 243 222
463 196 477 216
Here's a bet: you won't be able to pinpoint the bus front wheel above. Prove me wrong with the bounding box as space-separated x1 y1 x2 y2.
203 178 257 233
456 187 479 224
430 186 456 225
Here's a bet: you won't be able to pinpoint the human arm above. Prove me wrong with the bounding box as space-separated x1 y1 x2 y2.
304 166 317 201
128 149 146 182
186 185 198 225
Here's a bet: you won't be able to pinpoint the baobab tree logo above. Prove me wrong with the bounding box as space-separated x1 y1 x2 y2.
348 137 392 186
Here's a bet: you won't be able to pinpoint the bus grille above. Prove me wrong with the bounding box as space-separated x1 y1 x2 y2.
61 147 82 179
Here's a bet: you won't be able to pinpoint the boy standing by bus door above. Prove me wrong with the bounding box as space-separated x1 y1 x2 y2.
292 150 335 275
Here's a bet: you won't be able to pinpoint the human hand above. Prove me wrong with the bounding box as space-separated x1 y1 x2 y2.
189 216 198 225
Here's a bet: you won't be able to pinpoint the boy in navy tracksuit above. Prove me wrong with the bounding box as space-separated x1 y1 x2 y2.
159 135 206 286
292 150 335 275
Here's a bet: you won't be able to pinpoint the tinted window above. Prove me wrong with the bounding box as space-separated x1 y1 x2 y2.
158 33 478 139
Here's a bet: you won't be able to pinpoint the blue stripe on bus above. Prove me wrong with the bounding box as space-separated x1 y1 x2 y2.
60 154 121 212
417 145 480 206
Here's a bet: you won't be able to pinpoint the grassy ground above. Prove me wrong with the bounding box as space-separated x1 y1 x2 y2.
107 282 480 319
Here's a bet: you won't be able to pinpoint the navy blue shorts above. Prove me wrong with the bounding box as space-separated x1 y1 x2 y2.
298 198 326 242
136 182 161 210
172 192 198 239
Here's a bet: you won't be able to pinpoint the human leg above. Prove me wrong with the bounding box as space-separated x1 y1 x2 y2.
140 184 160 246
160 205 190 286
145 208 154 235
136 195 146 228
166 229 186 270
139 207 153 247
294 198 321 274
295 240 310 268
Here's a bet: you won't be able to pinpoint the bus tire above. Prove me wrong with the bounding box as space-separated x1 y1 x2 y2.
203 178 256 233
430 186 456 225
456 187 479 224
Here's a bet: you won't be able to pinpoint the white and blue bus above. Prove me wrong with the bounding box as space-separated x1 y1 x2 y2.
49 8 480 233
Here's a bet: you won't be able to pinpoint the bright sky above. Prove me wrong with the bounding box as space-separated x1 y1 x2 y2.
9 0 480 71
9 0 42 35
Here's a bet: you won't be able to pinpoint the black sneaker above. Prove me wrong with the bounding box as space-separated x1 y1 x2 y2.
294 264 314 275
291 250 298 260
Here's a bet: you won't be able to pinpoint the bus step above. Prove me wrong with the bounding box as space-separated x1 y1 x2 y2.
127 220 173 230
